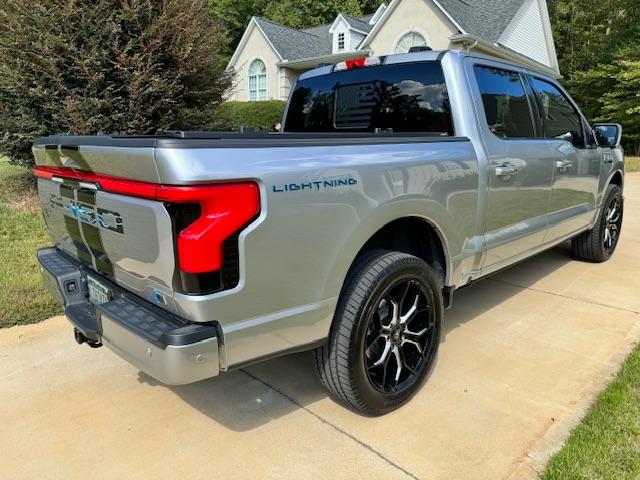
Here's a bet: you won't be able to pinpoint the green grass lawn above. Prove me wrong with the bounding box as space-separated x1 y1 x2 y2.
0 159 61 328
627 157 640 173
542 344 640 479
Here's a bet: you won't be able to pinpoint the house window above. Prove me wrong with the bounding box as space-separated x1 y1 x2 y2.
248 59 267 101
337 32 345 51
394 32 427 54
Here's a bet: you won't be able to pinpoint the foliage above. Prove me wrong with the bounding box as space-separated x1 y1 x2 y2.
209 0 266 59
547 0 638 74
568 46 640 155
263 0 363 29
0 0 232 167
214 100 286 131
548 0 640 154
0 159 61 327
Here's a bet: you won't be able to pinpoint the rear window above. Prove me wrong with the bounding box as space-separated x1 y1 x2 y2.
284 61 454 135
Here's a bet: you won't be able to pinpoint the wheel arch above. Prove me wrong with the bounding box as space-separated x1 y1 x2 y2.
609 169 624 189
353 217 449 284
327 215 451 307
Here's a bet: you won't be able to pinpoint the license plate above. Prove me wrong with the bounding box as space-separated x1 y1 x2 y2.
87 276 111 305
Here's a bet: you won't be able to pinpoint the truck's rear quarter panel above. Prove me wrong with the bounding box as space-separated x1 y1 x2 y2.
153 141 479 367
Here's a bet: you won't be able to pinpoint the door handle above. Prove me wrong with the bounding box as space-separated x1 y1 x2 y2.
555 159 574 169
495 164 519 177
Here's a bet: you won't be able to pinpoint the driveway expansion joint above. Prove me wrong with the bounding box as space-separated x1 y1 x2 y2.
240 369 421 480
488 278 640 315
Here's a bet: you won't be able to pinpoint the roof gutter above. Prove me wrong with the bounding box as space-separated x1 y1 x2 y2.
449 34 560 78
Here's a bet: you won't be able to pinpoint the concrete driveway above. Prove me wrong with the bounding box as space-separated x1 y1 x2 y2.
2 175 639 480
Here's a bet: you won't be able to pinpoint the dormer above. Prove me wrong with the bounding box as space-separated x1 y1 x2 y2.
329 15 353 54
329 12 379 54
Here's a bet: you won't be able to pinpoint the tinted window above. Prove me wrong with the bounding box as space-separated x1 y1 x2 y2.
530 78 585 148
474 66 535 139
284 62 453 134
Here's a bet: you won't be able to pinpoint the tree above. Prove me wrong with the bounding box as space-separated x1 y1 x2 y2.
0 0 232 167
263 0 364 29
548 0 639 76
569 46 640 155
548 0 640 153
209 0 266 59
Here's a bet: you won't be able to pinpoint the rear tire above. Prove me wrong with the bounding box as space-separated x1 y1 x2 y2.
571 184 623 263
314 250 442 415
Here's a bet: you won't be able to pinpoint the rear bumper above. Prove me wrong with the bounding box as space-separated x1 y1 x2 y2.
37 248 220 385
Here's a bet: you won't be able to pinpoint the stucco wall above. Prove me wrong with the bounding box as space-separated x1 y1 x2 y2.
228 24 282 101
279 68 300 100
367 0 458 55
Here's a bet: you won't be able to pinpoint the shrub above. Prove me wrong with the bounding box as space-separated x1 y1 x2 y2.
214 100 287 131
0 0 232 167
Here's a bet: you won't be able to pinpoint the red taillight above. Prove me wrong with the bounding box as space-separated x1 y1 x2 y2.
34 166 261 274
33 168 55 180
173 183 259 273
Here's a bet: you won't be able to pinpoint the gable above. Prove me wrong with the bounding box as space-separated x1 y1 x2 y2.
498 0 557 70
362 0 458 53
227 18 282 70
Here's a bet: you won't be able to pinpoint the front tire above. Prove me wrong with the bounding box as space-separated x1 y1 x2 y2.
572 184 623 263
314 251 442 415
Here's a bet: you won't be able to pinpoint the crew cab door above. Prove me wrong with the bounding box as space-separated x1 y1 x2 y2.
526 75 602 242
466 60 555 269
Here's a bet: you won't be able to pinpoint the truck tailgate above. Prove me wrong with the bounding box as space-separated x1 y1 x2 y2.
37 176 178 309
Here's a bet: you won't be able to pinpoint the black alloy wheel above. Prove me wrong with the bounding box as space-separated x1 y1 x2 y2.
364 278 436 394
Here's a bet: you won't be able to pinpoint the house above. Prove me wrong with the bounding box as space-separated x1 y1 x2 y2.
226 0 559 102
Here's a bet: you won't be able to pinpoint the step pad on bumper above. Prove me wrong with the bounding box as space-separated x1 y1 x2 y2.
98 298 219 349
37 247 220 385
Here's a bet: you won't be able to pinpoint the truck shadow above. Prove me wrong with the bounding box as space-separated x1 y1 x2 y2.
139 242 576 432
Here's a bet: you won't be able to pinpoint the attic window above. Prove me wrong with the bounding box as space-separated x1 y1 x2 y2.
337 32 345 51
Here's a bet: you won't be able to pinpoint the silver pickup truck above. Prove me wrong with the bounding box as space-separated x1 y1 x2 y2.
34 50 624 415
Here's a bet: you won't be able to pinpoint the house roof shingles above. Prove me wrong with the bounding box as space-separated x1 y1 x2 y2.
438 0 527 43
254 18 330 61
254 0 527 62
341 14 374 33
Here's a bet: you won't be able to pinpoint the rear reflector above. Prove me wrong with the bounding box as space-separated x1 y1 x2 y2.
334 56 381 71
34 166 261 274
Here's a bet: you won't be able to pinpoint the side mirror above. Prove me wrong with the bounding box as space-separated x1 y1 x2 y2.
593 123 622 149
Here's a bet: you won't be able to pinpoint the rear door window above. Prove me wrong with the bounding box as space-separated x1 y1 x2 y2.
284 61 454 135
473 65 536 139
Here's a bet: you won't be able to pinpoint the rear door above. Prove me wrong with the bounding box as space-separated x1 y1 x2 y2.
527 76 602 241
465 60 555 269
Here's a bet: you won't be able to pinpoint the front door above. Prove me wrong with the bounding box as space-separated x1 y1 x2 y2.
527 76 602 241
467 61 555 270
